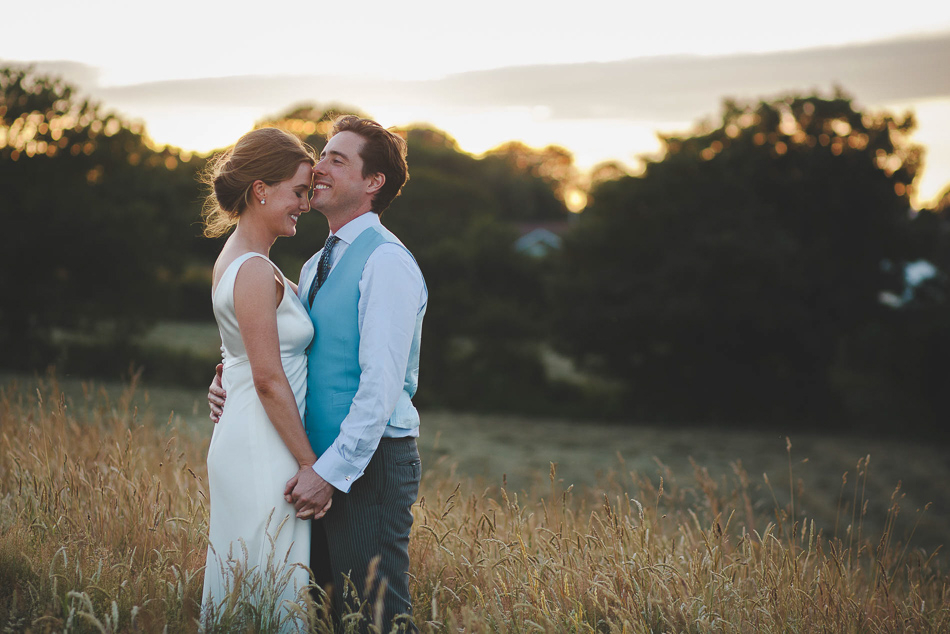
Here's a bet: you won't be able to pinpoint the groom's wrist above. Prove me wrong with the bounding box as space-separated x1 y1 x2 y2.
312 448 363 493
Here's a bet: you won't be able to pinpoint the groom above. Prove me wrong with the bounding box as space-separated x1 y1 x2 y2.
210 116 425 630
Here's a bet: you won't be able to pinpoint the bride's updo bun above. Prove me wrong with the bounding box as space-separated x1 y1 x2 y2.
201 127 316 238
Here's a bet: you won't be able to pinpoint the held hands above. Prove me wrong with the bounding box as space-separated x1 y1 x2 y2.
209 360 329 519
208 364 226 423
284 466 334 520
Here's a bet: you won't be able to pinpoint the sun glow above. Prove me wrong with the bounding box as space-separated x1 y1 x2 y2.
880 96 950 206
134 97 950 208
7 1 948 206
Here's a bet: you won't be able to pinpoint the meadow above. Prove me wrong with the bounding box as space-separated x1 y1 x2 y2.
1 372 948 632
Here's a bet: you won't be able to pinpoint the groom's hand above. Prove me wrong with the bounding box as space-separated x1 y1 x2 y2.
285 467 335 520
207 364 226 423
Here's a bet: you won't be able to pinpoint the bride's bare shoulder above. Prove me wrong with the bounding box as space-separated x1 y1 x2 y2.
212 249 241 296
230 254 285 307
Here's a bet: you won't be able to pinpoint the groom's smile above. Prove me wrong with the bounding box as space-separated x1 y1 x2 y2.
309 131 380 221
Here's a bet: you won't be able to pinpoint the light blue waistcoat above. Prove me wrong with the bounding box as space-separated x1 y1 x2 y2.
304 225 426 456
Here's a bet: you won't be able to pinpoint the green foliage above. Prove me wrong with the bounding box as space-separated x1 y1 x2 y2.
262 105 567 412
478 141 574 221
551 91 941 427
5 68 950 427
0 67 206 366
0 82 572 409
832 204 950 428
388 132 558 410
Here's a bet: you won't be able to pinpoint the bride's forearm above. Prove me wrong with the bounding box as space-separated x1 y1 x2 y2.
233 259 315 467
254 375 317 467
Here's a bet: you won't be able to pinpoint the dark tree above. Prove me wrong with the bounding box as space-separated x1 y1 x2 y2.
0 67 203 366
254 106 557 411
551 91 927 425
481 141 574 220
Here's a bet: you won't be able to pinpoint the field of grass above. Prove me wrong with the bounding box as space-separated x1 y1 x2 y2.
136 321 223 358
1 372 948 632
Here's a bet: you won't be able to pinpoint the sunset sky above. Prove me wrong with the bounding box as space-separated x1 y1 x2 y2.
4 0 950 205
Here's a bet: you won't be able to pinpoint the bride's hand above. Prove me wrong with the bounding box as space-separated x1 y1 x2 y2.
284 471 300 504
315 496 332 519
299 496 332 520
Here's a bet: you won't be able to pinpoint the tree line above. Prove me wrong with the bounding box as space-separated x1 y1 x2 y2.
2 67 948 435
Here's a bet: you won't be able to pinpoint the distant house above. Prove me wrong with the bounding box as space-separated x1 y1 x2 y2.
513 220 573 257
878 259 940 307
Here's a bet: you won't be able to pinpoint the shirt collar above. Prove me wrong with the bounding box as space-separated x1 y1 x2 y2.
331 212 381 245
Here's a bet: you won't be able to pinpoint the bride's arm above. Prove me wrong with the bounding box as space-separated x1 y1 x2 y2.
233 258 317 469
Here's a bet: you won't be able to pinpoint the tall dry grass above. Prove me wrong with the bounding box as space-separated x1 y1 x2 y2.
1 374 947 632
0 373 207 632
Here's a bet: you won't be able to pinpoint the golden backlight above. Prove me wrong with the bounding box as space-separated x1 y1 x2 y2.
7 1 948 207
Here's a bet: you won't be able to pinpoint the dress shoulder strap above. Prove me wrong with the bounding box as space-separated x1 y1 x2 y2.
212 252 283 301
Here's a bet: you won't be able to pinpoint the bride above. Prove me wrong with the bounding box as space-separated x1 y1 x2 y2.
199 127 326 630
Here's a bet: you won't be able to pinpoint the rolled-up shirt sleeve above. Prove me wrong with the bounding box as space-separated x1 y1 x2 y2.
312 244 425 492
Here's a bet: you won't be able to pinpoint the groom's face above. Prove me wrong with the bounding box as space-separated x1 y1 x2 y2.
311 131 372 216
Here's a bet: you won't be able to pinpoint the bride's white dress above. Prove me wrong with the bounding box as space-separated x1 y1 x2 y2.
202 252 313 630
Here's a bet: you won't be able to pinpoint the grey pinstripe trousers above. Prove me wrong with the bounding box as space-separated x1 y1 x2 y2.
312 437 421 632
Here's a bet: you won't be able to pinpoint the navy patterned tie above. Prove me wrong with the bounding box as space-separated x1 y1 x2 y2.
308 235 340 308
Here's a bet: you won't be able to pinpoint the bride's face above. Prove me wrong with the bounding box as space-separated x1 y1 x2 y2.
259 162 314 237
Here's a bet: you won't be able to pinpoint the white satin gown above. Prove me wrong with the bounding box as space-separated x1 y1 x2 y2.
201 252 313 631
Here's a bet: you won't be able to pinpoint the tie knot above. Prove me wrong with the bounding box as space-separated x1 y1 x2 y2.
324 235 340 250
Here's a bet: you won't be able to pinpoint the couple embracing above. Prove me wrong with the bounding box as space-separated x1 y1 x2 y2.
200 116 426 632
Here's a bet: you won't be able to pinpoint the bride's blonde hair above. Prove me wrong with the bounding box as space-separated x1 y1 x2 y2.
201 127 316 238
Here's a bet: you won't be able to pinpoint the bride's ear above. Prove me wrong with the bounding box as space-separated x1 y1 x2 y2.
251 180 266 203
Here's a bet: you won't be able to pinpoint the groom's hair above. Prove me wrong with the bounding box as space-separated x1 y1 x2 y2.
330 116 408 214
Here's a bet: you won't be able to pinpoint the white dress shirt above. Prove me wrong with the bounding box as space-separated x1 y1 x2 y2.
297 212 427 492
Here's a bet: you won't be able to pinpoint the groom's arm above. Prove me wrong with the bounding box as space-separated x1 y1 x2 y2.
293 245 424 508
313 245 424 491
208 364 225 422
286 248 338 517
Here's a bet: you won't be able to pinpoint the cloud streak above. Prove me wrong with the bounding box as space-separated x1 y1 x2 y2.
18 32 945 124
429 33 950 119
